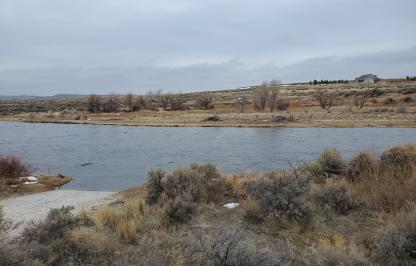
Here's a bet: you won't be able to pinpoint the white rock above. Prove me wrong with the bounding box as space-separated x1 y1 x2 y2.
223 203 239 209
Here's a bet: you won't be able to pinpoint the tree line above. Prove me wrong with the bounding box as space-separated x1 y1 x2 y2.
86 90 215 113
309 79 349 85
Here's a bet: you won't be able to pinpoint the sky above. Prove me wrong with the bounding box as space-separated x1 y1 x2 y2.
0 0 415 95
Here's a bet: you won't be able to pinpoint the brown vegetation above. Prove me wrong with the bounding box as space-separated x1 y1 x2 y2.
1 81 415 127
0 155 71 198
2 144 416 265
0 155 30 186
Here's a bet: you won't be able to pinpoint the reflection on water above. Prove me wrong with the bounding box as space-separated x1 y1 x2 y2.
0 122 415 191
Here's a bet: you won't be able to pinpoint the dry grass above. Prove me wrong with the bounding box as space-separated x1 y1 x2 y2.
1 82 415 127
3 143 416 265
93 204 119 230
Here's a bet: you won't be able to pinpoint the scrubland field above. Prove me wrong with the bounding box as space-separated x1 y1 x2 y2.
1 81 416 127
1 144 416 265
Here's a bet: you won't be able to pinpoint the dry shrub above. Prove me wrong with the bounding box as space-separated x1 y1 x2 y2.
312 181 358 216
372 205 416 265
277 99 290 110
244 172 313 227
241 196 263 224
93 204 119 231
161 194 195 226
310 148 345 181
351 156 416 212
22 206 80 243
0 155 30 185
20 206 83 265
314 89 335 109
347 151 377 182
344 145 416 212
64 227 118 265
163 163 229 204
310 237 369 266
203 114 222 122
189 226 294 266
146 169 165 205
0 207 21 266
379 144 416 177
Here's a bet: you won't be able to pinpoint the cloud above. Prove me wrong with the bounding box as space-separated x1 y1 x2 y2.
0 0 415 95
1 47 415 95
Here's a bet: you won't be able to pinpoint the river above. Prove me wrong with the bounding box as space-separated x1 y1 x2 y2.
0 122 415 191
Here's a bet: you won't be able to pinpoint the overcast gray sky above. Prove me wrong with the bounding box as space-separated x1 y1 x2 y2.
1 0 415 95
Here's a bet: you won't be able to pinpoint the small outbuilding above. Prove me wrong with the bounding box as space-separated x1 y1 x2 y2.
355 74 379 84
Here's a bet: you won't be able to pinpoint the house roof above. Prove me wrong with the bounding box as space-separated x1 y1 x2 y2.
356 74 378 80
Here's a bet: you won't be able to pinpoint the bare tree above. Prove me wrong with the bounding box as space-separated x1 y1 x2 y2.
233 97 248 113
133 96 146 111
253 86 268 111
170 94 187 111
125 92 135 112
86 94 101 113
103 93 120 112
196 93 214 110
160 93 172 111
253 80 282 112
267 87 280 112
145 89 163 111
314 89 335 109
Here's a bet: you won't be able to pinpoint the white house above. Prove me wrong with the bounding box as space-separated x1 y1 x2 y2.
355 74 379 84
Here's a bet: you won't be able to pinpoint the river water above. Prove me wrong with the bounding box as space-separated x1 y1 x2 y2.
0 122 415 191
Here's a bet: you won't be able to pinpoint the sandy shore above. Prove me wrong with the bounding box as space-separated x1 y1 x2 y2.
0 190 115 234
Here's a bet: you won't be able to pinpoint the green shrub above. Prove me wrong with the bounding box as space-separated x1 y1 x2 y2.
146 169 165 205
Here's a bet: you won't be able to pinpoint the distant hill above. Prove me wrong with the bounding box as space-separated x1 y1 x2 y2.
0 94 86 100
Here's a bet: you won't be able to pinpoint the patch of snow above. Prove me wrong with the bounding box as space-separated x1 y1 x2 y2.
27 176 38 182
24 180 39 185
223 203 239 209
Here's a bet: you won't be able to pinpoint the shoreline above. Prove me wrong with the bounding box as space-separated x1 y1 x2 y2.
1 116 415 128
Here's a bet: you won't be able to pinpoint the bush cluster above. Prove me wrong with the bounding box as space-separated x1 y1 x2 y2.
244 172 313 227
0 155 30 186
146 164 229 226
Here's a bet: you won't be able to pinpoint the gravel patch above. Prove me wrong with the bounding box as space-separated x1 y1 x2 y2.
0 190 115 234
